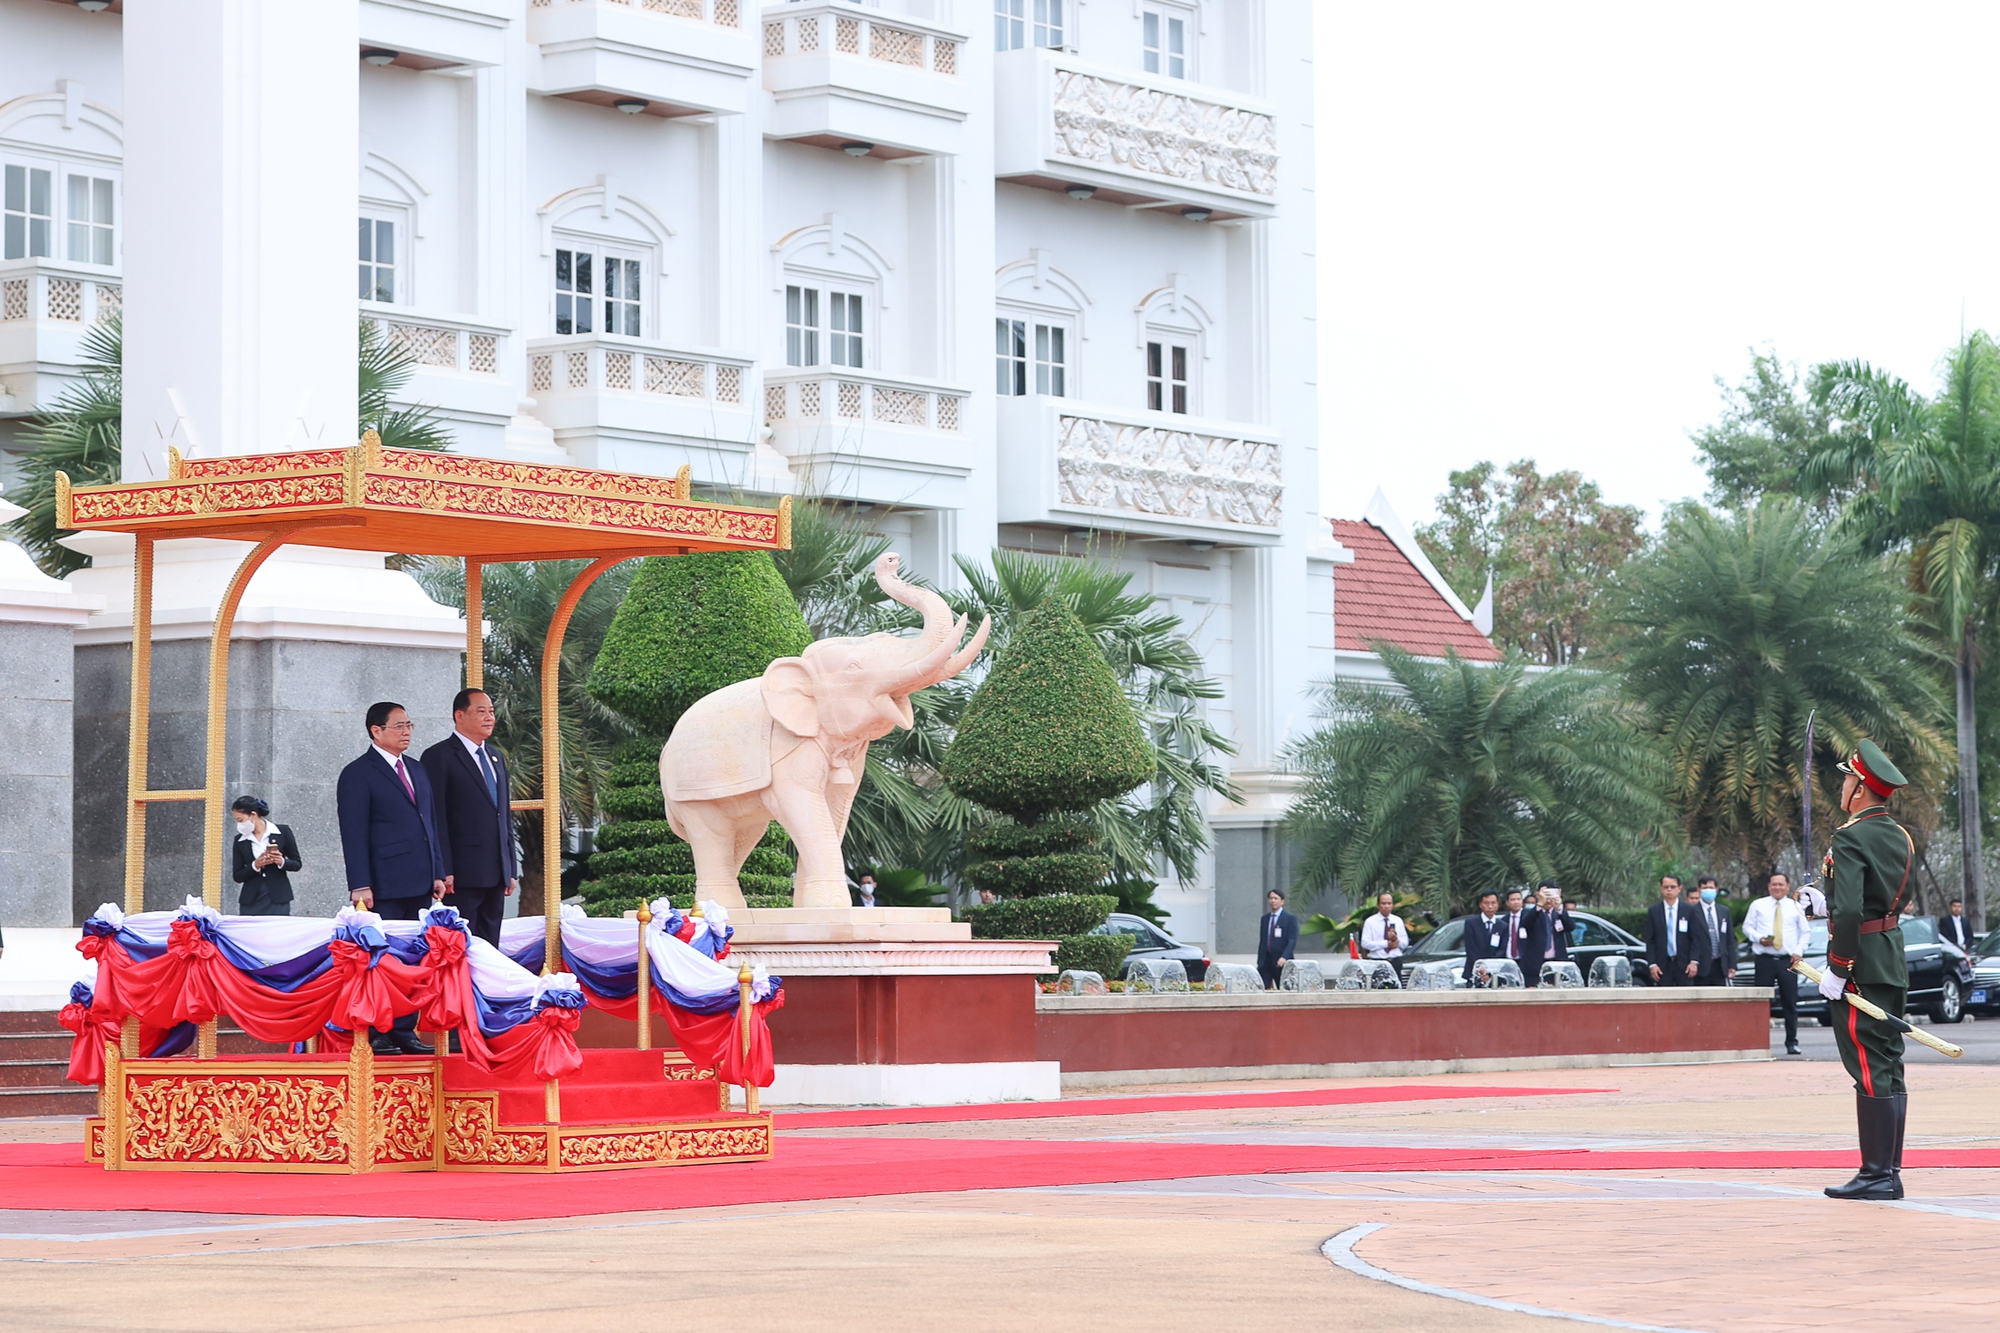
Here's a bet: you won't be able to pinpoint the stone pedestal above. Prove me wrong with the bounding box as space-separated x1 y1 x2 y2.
0 517 103 926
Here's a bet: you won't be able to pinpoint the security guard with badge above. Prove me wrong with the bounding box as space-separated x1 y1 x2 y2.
1815 739 1915 1201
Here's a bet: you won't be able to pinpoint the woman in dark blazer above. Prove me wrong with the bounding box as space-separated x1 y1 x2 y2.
231 795 302 916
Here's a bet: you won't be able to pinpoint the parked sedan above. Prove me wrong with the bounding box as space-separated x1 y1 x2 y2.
1967 932 2000 1016
1090 913 1210 983
1392 911 1649 986
1795 915 1970 1026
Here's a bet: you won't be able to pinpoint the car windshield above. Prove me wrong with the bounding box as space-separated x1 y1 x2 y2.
1807 920 1829 955
1978 932 2000 960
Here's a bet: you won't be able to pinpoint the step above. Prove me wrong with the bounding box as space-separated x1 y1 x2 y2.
0 1030 75 1062
0 1085 95 1118
442 1049 725 1125
0 1011 68 1037
0 1058 77 1090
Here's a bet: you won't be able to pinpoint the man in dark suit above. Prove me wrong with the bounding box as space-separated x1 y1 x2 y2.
1256 889 1299 989
336 700 446 1054
1522 880 1572 986
1692 875 1737 985
1644 874 1709 985
1939 898 1976 954
1462 889 1504 984
420 688 517 948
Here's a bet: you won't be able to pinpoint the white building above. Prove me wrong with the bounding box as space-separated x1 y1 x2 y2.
0 0 1323 951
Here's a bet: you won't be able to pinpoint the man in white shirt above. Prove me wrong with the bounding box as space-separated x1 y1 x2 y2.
1359 892 1412 959
1744 870 1808 1054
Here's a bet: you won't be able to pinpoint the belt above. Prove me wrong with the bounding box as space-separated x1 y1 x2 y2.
1859 916 1901 935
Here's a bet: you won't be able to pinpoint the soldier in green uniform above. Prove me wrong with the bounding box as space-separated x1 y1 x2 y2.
1816 739 1916 1201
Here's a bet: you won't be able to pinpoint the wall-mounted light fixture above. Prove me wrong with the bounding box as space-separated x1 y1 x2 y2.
1185 539 1218 552
361 48 399 66
1065 184 1096 200
614 98 649 114
841 141 874 157
75 0 112 12
1180 207 1213 222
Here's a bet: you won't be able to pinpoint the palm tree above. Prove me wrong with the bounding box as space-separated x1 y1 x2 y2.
1804 333 2000 921
1284 645 1667 913
1610 500 1950 876
8 318 450 577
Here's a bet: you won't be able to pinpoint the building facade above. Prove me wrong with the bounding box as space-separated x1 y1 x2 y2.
0 0 1324 946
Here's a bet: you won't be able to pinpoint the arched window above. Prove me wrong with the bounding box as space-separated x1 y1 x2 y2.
1134 277 1213 416
771 216 894 370
538 179 674 339
995 250 1090 398
0 88 123 266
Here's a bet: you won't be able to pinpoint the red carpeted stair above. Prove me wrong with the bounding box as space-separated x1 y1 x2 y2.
442 1048 723 1125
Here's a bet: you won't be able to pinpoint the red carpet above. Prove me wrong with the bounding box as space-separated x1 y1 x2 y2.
6 1136 1999 1221
775 1083 1613 1129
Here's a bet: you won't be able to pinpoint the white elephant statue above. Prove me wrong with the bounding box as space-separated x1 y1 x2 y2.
659 554 989 909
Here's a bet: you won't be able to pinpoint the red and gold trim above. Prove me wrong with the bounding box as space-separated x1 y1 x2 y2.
1847 752 1896 799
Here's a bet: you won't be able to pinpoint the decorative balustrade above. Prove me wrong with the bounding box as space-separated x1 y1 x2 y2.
763 369 964 433
761 5 960 76
0 262 120 327
362 308 505 377
529 336 749 407
532 0 742 27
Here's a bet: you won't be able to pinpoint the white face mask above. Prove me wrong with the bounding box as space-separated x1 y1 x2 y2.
235 819 255 835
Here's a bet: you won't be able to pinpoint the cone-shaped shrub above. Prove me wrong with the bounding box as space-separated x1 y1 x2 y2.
579 553 810 916
944 599 1154 974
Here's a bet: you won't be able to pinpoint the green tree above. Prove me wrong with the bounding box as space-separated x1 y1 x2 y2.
945 598 1154 974
1609 500 1950 876
1803 333 2000 922
578 550 812 915
1693 349 1837 510
1283 645 1668 913
1416 459 1643 665
9 317 451 577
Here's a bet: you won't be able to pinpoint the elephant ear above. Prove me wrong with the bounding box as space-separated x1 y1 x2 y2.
762 658 819 737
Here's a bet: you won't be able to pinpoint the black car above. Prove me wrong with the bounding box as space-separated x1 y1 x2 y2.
1796 915 1970 1025
1090 912 1210 983
1967 931 2000 1016
1393 910 1649 986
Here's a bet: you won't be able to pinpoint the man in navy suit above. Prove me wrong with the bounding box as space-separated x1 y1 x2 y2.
421 688 517 948
336 700 446 1054
1462 888 1505 984
1256 889 1299 989
1643 874 1710 986
1522 880 1573 986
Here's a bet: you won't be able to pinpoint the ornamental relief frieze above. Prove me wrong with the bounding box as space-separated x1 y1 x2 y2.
123 1074 351 1165
1051 71 1277 197
1055 416 1281 530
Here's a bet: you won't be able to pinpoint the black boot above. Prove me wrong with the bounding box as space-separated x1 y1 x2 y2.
1825 1092 1900 1200
1889 1092 1908 1199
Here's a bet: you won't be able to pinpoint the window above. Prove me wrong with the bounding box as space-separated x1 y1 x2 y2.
996 317 1067 396
786 283 865 368
1142 7 1186 77
556 246 643 337
66 175 113 266
994 0 1062 50
3 164 53 261
1146 339 1189 413
358 217 396 303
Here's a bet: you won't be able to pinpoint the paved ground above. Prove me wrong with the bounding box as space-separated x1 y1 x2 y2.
3 1059 1997 1331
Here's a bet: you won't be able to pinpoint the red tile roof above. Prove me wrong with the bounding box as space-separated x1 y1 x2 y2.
1332 519 1501 662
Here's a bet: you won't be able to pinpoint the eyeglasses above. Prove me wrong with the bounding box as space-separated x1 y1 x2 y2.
376 720 414 731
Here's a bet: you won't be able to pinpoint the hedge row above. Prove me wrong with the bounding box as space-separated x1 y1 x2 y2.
580 871 795 907
1051 932 1132 977
967 820 1097 860
587 841 794 880
967 894 1118 940
963 852 1111 899
599 782 667 822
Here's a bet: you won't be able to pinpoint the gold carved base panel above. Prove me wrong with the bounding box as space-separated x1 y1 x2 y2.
441 1092 774 1173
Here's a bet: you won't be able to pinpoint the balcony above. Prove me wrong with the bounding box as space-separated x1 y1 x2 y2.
764 367 973 507
527 335 760 477
0 260 120 416
530 0 760 118
761 4 973 157
362 304 517 425
996 396 1283 543
360 0 511 69
994 49 1278 220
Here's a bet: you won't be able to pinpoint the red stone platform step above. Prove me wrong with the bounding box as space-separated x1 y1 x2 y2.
442 1048 725 1125
0 1011 286 1119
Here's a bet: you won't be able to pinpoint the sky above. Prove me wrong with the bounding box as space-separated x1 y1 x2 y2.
1315 2 2000 531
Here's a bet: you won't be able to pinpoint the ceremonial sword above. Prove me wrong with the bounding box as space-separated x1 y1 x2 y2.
1792 958 1964 1059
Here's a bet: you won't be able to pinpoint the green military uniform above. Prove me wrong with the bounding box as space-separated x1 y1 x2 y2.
1819 739 1915 1202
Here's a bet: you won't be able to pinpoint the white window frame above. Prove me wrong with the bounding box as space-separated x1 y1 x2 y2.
1143 328 1197 415
552 232 654 339
1141 3 1192 79
4 152 119 268
996 309 1073 397
994 0 1063 51
782 272 873 369
357 204 408 306
65 171 115 267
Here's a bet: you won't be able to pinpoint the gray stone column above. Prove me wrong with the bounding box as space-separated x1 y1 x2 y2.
0 502 104 927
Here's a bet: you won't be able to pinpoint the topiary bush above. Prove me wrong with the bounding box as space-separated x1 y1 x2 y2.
943 599 1153 971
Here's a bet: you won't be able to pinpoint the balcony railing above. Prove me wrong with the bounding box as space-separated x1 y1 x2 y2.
998 395 1284 540
762 6 959 75
764 368 963 433
529 336 749 407
0 261 120 328
533 0 742 28
362 307 506 377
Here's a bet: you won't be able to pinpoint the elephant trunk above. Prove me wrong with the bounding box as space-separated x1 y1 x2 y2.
875 552 956 656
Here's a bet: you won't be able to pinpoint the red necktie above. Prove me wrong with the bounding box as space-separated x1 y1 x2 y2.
394 756 416 804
